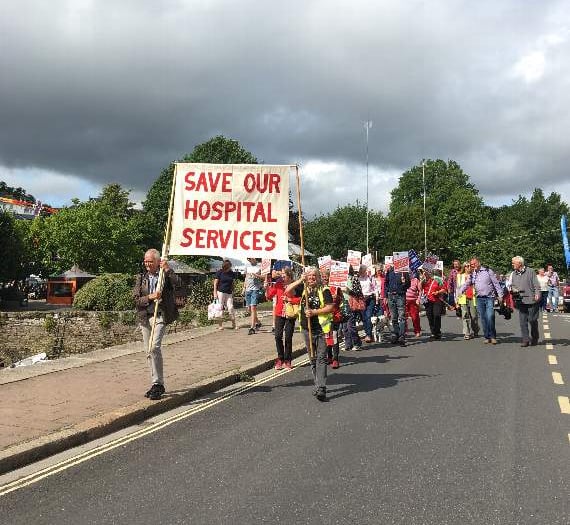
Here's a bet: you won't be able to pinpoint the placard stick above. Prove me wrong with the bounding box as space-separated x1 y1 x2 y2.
295 165 314 359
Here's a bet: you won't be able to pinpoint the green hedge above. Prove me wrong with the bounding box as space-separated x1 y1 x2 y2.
73 273 135 311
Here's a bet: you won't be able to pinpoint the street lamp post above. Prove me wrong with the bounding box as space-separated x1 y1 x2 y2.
364 120 372 255
422 160 427 258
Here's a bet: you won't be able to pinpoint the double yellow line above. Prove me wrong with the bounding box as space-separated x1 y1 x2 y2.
0 358 308 497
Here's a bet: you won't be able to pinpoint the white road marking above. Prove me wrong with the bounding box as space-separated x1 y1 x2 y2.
552 372 564 385
548 355 558 365
559 396 570 414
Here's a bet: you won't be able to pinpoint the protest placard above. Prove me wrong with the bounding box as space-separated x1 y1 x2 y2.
329 261 349 288
384 255 393 266
168 163 291 259
408 249 423 273
260 258 272 276
361 253 373 269
422 253 439 272
393 251 410 273
318 255 332 273
347 250 362 271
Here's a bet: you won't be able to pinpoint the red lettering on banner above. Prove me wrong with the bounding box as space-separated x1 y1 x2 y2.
269 173 281 193
195 228 205 248
211 201 224 221
264 232 276 251
243 173 282 194
220 230 232 248
185 199 278 223
180 228 278 252
225 201 238 220
184 172 195 191
180 228 195 247
221 173 232 192
240 231 250 250
184 171 232 192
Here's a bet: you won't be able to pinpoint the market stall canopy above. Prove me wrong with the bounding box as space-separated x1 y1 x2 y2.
53 265 96 279
288 243 314 257
167 259 207 275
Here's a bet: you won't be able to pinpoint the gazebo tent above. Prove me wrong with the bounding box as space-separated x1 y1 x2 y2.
47 265 96 305
167 259 207 307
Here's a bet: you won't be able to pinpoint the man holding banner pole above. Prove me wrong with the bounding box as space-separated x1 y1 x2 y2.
134 248 180 401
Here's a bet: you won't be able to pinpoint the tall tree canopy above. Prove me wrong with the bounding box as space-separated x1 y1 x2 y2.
386 159 491 263
304 203 387 260
0 210 25 281
28 184 143 275
477 189 569 272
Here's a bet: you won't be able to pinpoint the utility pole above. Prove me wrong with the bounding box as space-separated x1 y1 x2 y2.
364 120 373 255
422 160 427 258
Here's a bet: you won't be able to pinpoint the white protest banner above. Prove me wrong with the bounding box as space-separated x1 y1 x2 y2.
422 253 439 272
347 250 362 271
393 251 410 273
169 164 291 260
329 261 349 288
435 260 444 272
260 258 272 276
318 255 332 273
384 255 393 266
362 253 373 269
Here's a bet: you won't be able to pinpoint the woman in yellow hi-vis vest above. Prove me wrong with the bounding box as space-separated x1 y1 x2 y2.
286 267 335 401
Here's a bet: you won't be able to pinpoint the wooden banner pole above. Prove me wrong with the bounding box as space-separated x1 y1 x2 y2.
295 165 314 359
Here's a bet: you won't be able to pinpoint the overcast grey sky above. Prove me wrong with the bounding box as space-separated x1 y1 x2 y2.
1 0 569 216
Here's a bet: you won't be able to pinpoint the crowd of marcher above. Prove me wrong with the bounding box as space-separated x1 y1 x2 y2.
134 248 565 403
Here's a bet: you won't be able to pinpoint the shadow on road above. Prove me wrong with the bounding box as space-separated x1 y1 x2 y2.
325 372 433 400
249 370 433 400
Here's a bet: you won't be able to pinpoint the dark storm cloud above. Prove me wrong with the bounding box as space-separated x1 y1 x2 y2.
1 0 569 210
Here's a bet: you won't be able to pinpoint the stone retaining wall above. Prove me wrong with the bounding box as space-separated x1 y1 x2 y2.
0 311 161 366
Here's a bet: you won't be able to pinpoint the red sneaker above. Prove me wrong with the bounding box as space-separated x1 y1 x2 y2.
284 360 293 370
331 360 339 369
274 359 283 370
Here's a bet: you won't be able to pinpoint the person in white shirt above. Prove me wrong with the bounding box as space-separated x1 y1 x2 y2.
536 268 549 311
244 258 263 334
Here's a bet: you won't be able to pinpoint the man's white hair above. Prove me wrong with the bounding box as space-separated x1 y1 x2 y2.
512 255 524 266
145 248 161 261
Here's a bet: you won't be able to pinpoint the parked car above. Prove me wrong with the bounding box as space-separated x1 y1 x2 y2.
563 280 570 313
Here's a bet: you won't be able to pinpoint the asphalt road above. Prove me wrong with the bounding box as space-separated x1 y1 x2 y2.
1 311 569 525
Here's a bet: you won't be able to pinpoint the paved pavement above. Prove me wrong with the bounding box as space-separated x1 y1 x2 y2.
0 313 305 474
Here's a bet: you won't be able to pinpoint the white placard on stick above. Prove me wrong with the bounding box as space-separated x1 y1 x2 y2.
393 251 410 273
347 250 362 271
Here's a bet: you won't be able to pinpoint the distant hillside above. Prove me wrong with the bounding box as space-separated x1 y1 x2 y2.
0 181 35 203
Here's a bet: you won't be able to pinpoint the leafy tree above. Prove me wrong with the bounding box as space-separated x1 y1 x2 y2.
303 203 387 260
477 189 569 273
0 210 25 281
386 159 491 262
31 184 143 275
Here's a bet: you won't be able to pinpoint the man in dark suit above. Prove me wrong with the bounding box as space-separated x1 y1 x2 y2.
133 249 180 400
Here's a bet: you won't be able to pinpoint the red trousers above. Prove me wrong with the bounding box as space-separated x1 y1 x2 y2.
406 299 421 334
